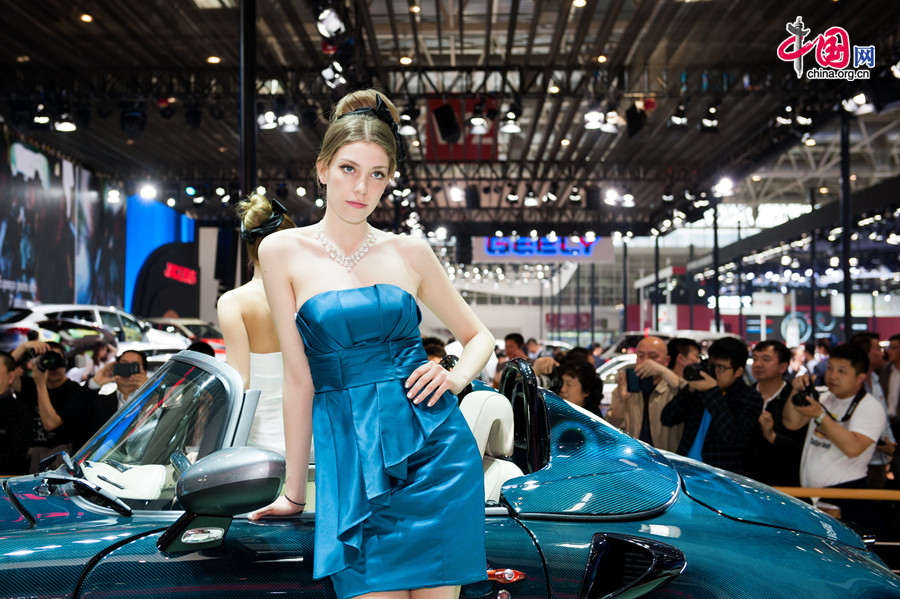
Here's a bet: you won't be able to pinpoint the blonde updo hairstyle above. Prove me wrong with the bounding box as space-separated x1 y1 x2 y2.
317 89 400 183
237 193 296 265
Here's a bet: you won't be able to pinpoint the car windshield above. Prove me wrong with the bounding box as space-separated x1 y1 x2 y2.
0 308 30 323
185 323 222 338
77 359 231 511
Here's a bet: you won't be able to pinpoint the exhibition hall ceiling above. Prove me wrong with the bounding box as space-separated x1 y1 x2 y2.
2 0 899 225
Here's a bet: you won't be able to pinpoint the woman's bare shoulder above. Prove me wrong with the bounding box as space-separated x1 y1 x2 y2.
257 225 318 262
217 280 264 310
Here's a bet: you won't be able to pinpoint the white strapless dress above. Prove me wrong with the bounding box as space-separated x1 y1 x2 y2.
247 352 314 462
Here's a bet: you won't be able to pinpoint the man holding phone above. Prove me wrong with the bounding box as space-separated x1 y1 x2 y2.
608 336 684 452
85 350 148 433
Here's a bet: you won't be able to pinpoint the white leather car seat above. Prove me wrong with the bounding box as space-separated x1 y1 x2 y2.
459 390 525 502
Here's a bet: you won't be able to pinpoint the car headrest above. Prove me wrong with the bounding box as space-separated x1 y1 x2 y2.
459 389 514 459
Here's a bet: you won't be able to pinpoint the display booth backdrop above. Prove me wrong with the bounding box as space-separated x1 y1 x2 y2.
0 138 125 314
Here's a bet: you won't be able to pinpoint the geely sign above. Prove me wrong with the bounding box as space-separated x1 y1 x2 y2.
473 236 614 263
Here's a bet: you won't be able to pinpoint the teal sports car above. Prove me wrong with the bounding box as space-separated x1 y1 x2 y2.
0 352 898 598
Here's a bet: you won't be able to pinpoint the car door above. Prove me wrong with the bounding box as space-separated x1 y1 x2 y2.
117 311 145 342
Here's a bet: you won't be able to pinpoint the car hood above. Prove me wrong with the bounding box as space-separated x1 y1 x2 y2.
501 391 680 517
664 452 864 548
0 476 167 597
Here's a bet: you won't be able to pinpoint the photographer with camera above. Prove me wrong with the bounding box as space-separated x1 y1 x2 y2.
661 337 762 475
608 336 685 452
746 340 806 486
10 340 87 471
0 351 30 474
783 344 886 526
84 350 149 433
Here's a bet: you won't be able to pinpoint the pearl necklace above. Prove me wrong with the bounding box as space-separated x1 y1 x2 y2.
315 227 377 271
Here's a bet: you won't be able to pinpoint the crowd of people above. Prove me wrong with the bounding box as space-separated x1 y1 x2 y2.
0 337 218 475
480 329 900 531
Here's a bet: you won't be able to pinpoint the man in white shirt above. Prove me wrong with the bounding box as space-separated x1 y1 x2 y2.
784 343 886 528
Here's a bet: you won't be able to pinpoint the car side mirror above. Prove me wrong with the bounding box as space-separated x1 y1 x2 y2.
156 446 284 554
115 328 125 342
140 321 151 332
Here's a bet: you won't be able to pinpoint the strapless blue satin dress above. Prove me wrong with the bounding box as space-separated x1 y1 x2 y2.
295 283 486 599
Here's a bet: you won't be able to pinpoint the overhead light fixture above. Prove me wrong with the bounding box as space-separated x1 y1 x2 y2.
258 106 277 130
892 59 900 80
668 103 688 128
317 7 346 38
321 61 346 89
775 104 793 127
524 189 538 207
410 4 421 13
315 198 325 208
843 91 874 115
803 134 816 147
751 174 762 182
120 102 147 138
296 186 307 197
16 55 30 63
399 106 418 136
449 186 464 202
80 13 93 23
819 186 829 194
54 112 77 132
215 187 225 196
278 107 300 133
500 117 521 134
573 0 586 6
597 55 608 64
621 192 635 208
399 55 413 65
221 194 230 203
560 138 570 146
206 55 221 64
166 198 176 208
107 189 121 204
139 183 158 200
699 103 719 132
548 82 560 94
193 196 205 205
256 185 267 195
568 186 582 202
604 188 619 206
32 103 51 126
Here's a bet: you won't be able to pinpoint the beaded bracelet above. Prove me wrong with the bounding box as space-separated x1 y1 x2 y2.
285 495 306 507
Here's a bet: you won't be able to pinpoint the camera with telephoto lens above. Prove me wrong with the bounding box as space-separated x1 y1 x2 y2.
20 349 67 372
791 383 820 407
683 357 714 381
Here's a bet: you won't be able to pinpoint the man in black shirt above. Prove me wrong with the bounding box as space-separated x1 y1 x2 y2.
0 351 29 475
661 337 763 475
11 340 89 471
746 340 806 486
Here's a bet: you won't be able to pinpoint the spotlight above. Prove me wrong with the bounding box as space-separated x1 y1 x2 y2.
668 103 688 128
506 191 519 203
469 101 489 135
699 103 719 132
278 107 300 133
258 105 278 130
158 97 177 119
184 103 203 128
321 61 347 89
185 186 197 196
548 82 560 94
604 188 619 206
215 187 226 196
207 55 221 64
107 189 121 204
193 196 204 205
500 117 521 134
842 91 874 115
53 111 77 132
80 13 93 23
399 55 413 65
296 186 307 197
661 190 674 203
166 198 176 208
221 194 230 204
399 105 419 136
317 7 346 39
625 103 646 137
315 198 325 208
568 186 582 202
524 189 538 207
120 102 147 138
621 192 635 208
775 103 793 127
139 183 158 200
449 186 464 203
256 185 267 195
31 103 51 128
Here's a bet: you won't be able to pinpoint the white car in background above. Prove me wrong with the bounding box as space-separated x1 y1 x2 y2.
595 353 637 414
0 304 189 354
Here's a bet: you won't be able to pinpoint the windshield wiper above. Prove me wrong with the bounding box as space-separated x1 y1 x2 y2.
35 471 133 517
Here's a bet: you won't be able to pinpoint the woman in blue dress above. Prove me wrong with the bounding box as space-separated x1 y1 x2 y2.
249 89 495 599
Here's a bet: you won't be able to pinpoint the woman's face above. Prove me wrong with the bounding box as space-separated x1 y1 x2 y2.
317 141 391 224
560 374 588 406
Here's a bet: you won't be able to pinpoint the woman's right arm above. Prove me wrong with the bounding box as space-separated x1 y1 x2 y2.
217 290 251 389
250 233 316 518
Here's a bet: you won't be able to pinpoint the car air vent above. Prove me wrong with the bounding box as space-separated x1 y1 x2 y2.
579 533 685 599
